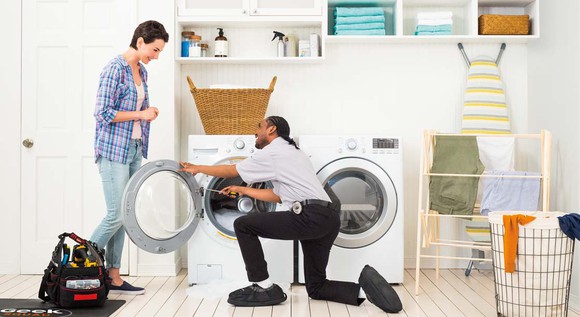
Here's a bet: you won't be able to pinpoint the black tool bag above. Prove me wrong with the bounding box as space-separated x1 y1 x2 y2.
38 232 110 308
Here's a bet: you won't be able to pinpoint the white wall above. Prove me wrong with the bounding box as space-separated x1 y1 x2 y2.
180 43 530 268
528 0 580 309
0 0 21 274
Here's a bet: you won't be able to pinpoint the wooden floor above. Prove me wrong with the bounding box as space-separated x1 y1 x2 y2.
2 269 579 317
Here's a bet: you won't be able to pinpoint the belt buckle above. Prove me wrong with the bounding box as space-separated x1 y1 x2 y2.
291 201 302 214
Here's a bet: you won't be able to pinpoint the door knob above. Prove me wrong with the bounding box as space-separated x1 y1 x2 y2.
22 138 34 148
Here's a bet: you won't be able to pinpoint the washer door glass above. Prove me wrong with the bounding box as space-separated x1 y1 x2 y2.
317 157 397 249
122 160 202 254
204 176 276 238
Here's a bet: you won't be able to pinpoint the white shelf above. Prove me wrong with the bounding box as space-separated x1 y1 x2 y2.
326 34 537 44
177 16 323 28
176 56 325 64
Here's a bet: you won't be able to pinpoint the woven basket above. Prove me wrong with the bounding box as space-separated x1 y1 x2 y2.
479 14 529 35
187 76 277 135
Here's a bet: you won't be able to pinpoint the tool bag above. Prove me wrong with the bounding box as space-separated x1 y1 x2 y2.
38 232 110 308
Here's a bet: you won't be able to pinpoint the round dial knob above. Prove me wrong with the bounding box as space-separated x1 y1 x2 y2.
346 139 358 151
234 139 246 150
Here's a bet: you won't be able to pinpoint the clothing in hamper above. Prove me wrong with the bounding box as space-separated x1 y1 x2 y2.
489 211 574 317
558 213 580 240
462 57 511 134
429 136 485 215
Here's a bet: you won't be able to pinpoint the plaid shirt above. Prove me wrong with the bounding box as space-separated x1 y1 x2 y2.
94 55 150 164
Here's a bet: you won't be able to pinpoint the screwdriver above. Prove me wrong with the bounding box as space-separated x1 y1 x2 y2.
204 188 239 198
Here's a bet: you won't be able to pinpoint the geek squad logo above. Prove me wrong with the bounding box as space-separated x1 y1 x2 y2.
0 308 72 317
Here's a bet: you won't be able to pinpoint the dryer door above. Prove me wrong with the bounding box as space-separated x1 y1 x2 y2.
122 160 202 254
317 157 397 249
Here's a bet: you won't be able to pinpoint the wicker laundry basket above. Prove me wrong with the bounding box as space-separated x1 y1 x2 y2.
479 14 530 35
187 76 277 135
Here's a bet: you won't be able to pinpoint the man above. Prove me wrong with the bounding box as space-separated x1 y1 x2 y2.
179 116 401 312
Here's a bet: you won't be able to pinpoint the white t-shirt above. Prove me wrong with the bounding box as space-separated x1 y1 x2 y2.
236 137 330 209
131 83 145 139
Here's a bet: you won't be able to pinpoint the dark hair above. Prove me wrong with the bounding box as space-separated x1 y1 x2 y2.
266 116 299 149
130 20 169 50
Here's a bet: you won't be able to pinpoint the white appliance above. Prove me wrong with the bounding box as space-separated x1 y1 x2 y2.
121 135 292 286
298 135 404 283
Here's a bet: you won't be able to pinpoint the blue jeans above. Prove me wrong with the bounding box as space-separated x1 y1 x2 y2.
92 139 142 269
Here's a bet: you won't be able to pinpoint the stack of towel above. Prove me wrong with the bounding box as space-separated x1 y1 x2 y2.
334 7 386 36
415 11 453 36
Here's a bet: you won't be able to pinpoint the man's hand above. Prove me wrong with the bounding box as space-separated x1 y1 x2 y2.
179 161 199 175
220 185 244 198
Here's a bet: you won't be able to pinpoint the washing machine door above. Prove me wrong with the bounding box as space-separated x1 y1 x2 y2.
317 157 397 249
122 160 202 254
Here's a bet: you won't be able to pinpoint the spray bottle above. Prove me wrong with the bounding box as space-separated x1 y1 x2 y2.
272 31 286 57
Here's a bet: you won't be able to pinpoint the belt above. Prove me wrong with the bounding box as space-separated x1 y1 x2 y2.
291 199 331 214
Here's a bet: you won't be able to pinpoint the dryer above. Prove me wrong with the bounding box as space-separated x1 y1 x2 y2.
298 135 404 283
121 135 293 286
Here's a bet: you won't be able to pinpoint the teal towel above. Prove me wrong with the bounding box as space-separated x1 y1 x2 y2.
334 29 386 36
414 30 452 35
335 15 385 25
415 24 452 32
335 22 385 31
334 7 385 17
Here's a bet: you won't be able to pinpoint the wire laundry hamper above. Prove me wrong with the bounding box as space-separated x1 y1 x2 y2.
187 76 277 135
489 211 575 317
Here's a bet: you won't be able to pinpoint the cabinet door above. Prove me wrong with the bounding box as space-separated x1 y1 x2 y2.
250 0 321 16
178 0 250 16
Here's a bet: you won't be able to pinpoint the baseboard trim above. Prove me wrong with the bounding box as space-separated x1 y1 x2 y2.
570 293 580 312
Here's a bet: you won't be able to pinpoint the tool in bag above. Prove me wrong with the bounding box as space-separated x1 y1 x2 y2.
39 232 110 308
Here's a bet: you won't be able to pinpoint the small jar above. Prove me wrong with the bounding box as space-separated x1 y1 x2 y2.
181 31 195 57
189 35 202 58
200 43 209 57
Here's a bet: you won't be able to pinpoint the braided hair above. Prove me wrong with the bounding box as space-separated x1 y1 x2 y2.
266 116 299 149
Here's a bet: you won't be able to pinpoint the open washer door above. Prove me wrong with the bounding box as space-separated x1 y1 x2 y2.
122 160 202 254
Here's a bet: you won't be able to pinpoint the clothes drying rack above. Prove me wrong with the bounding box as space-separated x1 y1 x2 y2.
414 129 552 295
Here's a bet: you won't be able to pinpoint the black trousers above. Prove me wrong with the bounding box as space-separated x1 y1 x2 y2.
233 204 363 306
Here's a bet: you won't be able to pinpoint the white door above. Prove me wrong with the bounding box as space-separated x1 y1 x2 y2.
21 0 132 274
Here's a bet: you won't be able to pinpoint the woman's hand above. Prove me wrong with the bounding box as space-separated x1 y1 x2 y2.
140 107 159 122
179 161 199 175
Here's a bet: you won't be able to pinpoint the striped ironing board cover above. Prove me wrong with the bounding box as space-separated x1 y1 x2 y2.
462 57 511 134
462 56 512 243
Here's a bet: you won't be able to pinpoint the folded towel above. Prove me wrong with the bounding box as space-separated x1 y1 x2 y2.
415 24 453 32
335 7 385 17
416 18 453 26
335 15 385 25
335 22 385 31
334 29 386 36
417 11 453 20
414 30 453 36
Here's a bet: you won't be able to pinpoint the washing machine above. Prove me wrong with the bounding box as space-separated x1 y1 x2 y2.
298 135 404 283
121 135 293 286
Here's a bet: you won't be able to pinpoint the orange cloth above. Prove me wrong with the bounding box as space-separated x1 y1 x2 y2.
503 214 536 273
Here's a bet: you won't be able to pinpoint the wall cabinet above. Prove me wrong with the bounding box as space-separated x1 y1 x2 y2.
175 0 539 63
178 0 321 17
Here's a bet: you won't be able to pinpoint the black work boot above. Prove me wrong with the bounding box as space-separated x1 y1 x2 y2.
227 283 287 307
359 265 403 313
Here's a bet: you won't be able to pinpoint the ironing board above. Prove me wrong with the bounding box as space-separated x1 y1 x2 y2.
460 44 511 275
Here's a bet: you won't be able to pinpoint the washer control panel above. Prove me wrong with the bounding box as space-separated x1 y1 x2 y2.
339 137 400 155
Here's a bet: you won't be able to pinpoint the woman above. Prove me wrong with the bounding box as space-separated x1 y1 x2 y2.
92 20 168 295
